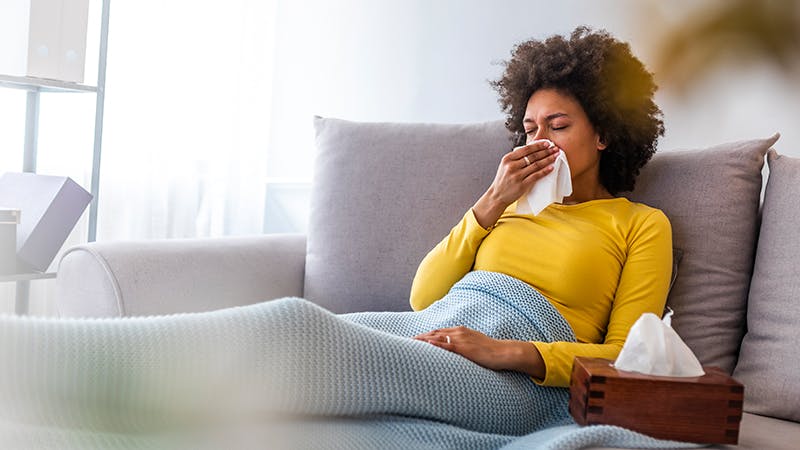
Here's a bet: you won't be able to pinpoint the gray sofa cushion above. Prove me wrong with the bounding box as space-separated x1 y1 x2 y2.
626 134 779 374
306 117 509 313
733 150 800 422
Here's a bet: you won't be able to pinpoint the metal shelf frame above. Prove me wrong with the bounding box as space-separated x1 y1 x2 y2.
0 74 98 93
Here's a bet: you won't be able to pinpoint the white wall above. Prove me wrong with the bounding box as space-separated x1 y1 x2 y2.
266 0 798 188
263 0 798 233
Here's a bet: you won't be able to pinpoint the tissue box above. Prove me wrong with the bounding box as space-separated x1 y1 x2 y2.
0 172 92 272
569 357 744 445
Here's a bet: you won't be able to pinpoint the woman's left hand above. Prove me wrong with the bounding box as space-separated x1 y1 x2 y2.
413 326 529 372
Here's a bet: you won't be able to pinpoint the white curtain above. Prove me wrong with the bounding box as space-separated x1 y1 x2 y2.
0 0 277 314
97 0 277 240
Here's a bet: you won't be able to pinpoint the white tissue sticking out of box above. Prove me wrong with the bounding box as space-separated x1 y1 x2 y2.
614 309 705 377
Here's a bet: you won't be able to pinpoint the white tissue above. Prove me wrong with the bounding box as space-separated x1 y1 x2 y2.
614 310 705 377
515 140 572 215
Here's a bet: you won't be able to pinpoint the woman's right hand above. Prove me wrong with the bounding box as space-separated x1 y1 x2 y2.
472 140 560 229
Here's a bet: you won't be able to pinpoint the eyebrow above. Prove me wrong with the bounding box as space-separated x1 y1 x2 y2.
523 113 569 124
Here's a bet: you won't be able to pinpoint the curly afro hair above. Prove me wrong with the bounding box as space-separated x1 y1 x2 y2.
491 26 664 195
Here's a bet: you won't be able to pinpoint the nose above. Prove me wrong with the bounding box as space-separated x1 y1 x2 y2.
528 130 549 144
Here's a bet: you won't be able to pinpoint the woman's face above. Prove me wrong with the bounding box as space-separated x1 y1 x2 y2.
523 88 606 183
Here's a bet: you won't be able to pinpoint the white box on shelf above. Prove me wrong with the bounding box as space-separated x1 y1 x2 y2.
0 0 90 83
0 172 92 272
55 0 91 83
0 209 21 275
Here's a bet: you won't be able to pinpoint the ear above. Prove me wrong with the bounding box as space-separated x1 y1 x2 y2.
595 133 608 151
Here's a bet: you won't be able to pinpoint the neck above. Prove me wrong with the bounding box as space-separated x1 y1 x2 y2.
562 173 613 204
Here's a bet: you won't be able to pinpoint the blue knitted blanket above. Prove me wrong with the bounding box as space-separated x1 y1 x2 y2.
0 271 699 449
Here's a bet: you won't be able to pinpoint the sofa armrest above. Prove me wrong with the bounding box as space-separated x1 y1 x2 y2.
55 234 306 317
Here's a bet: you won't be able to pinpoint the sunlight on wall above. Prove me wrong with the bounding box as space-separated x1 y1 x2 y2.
265 0 799 236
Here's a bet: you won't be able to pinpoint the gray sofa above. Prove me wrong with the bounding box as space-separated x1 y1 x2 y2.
56 118 800 449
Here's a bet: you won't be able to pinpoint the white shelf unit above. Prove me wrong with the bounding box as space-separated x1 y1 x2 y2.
0 271 56 283
0 0 110 244
0 74 98 93
0 0 111 314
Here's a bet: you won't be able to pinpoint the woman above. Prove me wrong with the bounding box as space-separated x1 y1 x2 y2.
411 26 672 388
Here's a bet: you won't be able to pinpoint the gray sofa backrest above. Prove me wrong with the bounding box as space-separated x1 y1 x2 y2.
305 117 509 313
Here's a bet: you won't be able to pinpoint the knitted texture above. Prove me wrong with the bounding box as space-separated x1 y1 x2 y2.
0 271 699 449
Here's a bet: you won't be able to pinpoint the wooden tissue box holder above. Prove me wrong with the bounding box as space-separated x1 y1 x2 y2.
569 357 744 444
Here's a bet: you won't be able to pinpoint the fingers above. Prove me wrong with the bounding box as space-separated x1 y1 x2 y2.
525 151 559 172
508 139 554 160
413 326 457 340
509 142 560 171
424 338 456 352
489 139 562 207
513 138 554 153
513 151 559 189
413 326 467 348
413 331 455 351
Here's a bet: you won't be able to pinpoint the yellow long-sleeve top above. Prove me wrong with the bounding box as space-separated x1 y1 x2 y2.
409 197 672 387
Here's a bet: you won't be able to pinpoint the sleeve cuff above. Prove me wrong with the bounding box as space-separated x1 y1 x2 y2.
530 341 572 388
467 208 495 233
